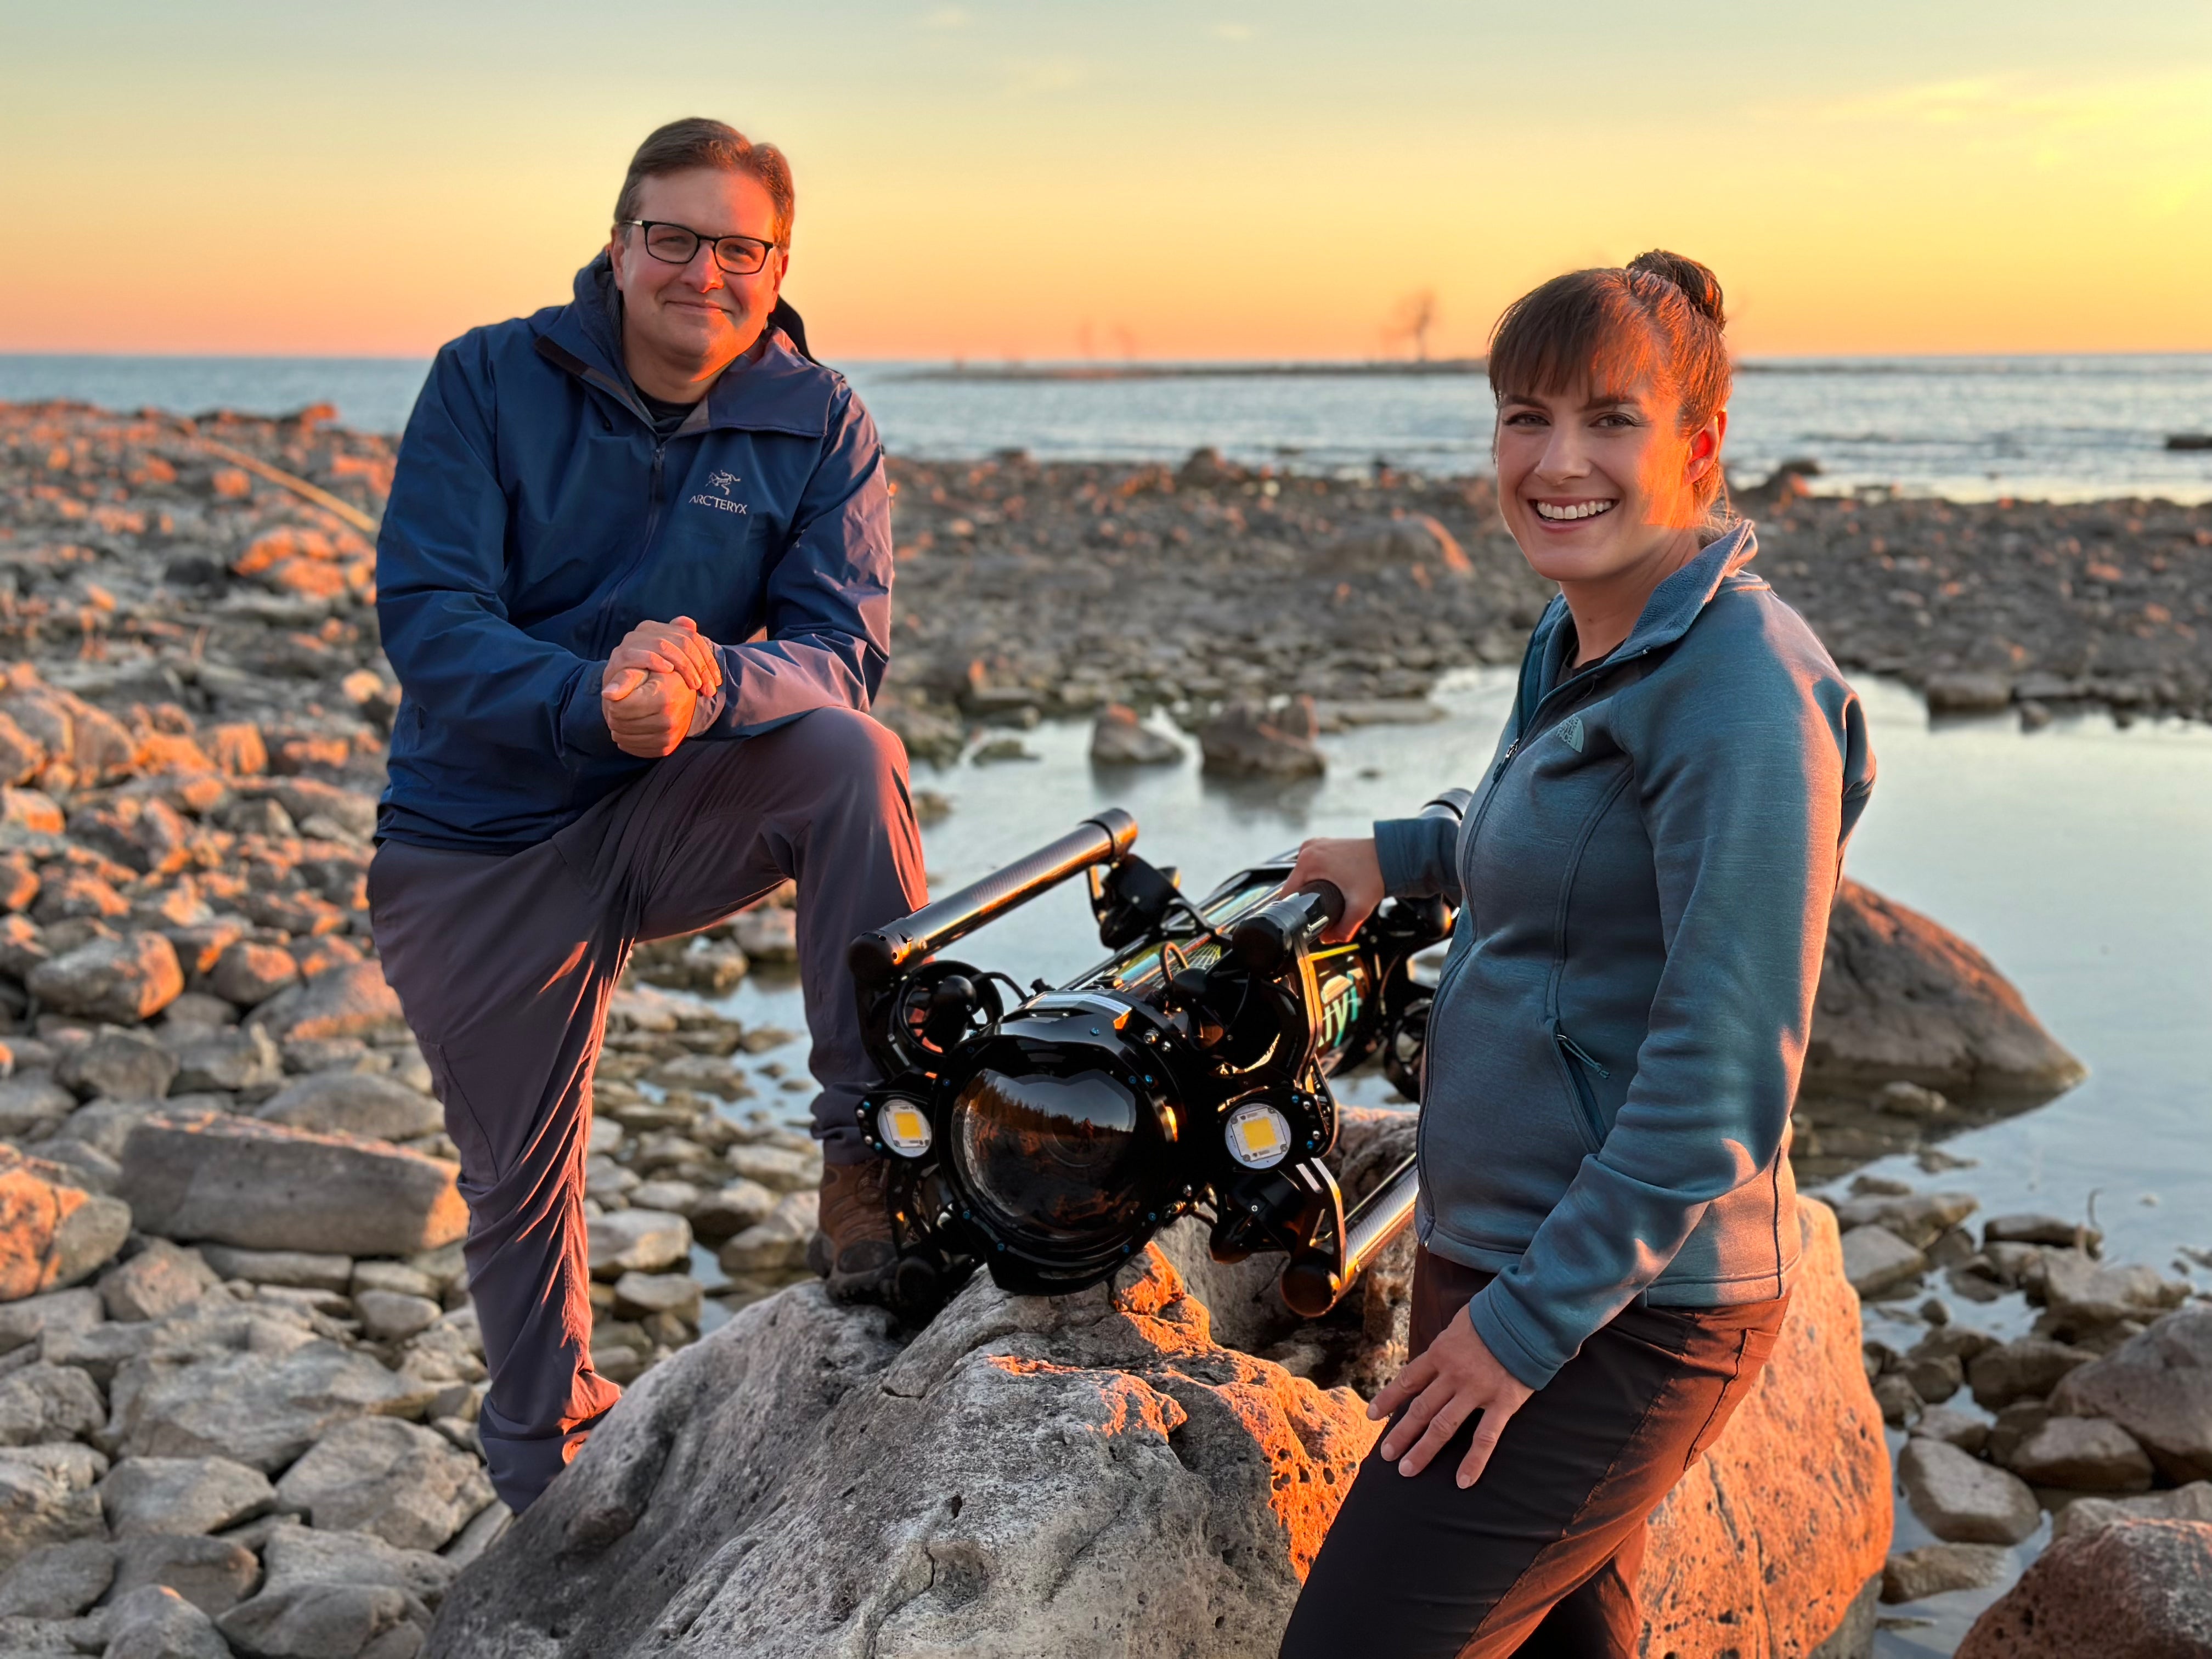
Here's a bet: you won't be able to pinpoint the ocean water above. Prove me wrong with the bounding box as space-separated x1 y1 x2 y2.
4 352 2209 504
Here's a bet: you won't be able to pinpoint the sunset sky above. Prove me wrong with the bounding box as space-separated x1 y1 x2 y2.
3 1 2208 362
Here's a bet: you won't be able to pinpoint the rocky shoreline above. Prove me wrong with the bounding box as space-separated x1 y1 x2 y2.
0 396 2205 1655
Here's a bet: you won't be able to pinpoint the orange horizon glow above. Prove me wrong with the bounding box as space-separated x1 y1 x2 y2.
3 6 2208 363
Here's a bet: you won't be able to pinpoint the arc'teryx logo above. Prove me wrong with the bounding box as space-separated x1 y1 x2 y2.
689 471 749 516
1558 714 1585 753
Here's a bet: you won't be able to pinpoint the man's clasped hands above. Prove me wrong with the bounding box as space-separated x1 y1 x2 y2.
601 616 723 758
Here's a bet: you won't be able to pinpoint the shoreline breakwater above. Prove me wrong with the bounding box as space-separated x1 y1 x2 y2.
0 397 2207 1656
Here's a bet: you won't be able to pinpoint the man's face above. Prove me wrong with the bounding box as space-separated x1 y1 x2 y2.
608 167 788 374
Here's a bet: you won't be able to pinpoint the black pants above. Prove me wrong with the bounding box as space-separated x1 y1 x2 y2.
368 709 927 1511
1280 1248 1788 1658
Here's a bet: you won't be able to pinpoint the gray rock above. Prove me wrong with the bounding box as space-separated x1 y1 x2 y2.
99 1457 275 1538
108 1533 258 1618
1957 1519 2212 1657
27 934 184 1026
1840 1224 1928 1296
0 1289 102 1359
99 1243 222 1324
168 1024 283 1094
611 1273 701 1322
585 1210 691 1279
1196 696 1326 778
687 1179 777 1242
0 1364 105 1446
102 1582 233 1659
254 1073 442 1144
2038 1253 2189 1330
105 1324 437 1474
0 1444 108 1574
41 1321 162 1388
1911 1405 1992 1454
1872 1080 1950 1118
351 1263 437 1301
0 1611 82 1654
716 1191 816 1275
731 905 797 963
208 940 298 1009
273 1416 493 1551
1088 704 1184 765
195 1248 352 1293
1985 1213 2099 1250
0 1539 113 1618
1970 1337 2100 1410
31 1139 122 1197
265 780 379 842
723 1144 817 1194
1833 1190 1979 1250
56 1031 176 1103
0 1075 75 1139
2002 1415 2155 1491
217 1525 450 1659
2051 1306 2212 1482
1881 1541 2012 1603
1898 1437 2041 1544
0 1147 132 1300
2052 1481 2212 1543
118 1112 467 1257
354 1291 441 1344
246 961 404 1046
50 1099 171 1162
1806 879 2084 1097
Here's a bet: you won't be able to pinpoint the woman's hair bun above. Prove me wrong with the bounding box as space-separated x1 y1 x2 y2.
1626 250 1726 329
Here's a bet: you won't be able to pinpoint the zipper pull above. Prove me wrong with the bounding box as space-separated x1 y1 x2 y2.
1555 1030 1611 1077
1492 738 1521 782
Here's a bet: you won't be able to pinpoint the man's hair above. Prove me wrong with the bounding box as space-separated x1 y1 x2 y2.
613 118 795 249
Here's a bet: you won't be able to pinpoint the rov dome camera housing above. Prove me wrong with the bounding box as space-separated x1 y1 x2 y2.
848 797 1465 1319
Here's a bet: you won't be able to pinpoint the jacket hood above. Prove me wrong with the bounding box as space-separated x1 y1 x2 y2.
532 254 833 439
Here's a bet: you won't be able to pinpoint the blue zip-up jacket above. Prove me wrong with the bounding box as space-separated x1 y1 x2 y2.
1373 524 1874 1389
375 257 893 851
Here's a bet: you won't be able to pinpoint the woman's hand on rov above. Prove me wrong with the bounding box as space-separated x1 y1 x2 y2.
1285 837 1384 944
1372 1305 1535 1488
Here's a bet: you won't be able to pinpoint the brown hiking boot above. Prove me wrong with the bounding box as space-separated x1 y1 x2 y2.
808 1158 899 1304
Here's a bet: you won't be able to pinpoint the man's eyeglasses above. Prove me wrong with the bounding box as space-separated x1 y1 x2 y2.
618 219 778 276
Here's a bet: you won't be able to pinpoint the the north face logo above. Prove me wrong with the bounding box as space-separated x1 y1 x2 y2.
1559 715 1585 753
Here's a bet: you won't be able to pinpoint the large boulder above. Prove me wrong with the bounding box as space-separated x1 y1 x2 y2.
273 1416 494 1551
1637 1199 1891 1653
1807 879 2085 1097
117 1111 466 1256
430 1195 1886 1658
0 1149 132 1302
430 1250 1375 1658
1957 1518 2212 1657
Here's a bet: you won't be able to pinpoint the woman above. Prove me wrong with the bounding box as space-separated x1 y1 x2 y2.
1278 251 1874 1658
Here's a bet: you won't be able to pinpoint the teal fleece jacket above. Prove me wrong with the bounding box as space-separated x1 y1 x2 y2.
1373 523 1875 1389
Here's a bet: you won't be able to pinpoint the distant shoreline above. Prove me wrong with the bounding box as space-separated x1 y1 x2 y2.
895 358 1487 383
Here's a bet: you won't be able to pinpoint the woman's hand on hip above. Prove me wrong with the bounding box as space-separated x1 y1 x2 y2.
1285 836 1384 944
1372 1304 1535 1488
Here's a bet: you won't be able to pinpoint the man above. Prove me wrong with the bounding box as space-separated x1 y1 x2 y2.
369 117 927 1513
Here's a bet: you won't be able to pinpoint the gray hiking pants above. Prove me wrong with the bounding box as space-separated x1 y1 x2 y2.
366 708 927 1511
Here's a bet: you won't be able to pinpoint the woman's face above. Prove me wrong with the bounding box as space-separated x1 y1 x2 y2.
1493 367 1726 587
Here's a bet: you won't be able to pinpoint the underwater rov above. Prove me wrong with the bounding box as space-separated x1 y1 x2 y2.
847 793 1466 1323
